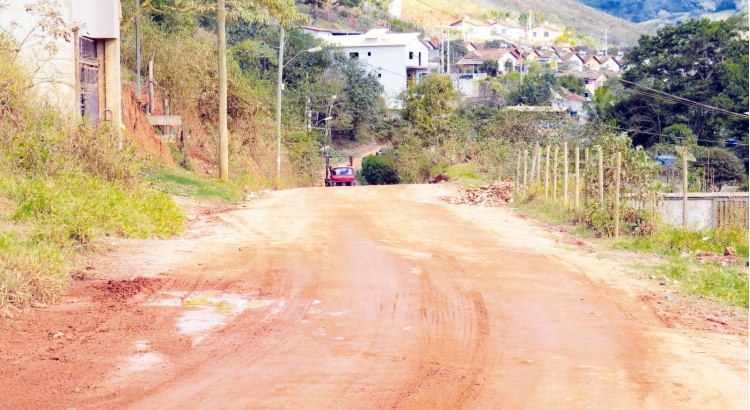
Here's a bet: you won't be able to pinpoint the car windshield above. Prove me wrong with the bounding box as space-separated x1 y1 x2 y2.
333 167 353 176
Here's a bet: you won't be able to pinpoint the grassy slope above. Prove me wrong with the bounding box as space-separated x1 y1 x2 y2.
401 0 652 46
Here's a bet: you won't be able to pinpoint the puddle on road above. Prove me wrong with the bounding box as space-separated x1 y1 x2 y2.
147 291 277 339
125 352 163 372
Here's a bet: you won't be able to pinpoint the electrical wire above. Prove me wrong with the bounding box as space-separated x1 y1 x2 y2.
618 79 749 119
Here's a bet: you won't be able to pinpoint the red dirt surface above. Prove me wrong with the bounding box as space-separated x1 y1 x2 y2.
0 185 747 409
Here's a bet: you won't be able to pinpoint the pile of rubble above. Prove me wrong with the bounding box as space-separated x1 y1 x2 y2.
444 180 515 207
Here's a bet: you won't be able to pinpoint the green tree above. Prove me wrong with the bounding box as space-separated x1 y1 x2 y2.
480 60 499 76
400 75 458 146
508 72 555 105
698 148 747 185
609 16 749 152
556 74 585 95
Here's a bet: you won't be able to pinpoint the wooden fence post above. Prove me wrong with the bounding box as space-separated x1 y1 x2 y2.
575 145 581 209
544 145 550 198
535 142 541 182
615 152 621 239
682 146 689 228
598 147 604 203
529 145 537 186
563 141 569 206
584 147 589 207
553 145 559 201
523 149 528 194
516 152 521 192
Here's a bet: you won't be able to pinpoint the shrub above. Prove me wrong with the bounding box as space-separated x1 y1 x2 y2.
361 154 399 185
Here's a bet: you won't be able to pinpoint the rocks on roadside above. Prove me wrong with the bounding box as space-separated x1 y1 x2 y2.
443 180 515 207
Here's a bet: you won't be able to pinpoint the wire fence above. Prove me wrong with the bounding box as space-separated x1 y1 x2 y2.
511 143 749 236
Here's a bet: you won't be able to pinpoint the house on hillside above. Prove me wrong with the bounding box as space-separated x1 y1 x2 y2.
559 52 585 71
457 49 520 75
529 24 562 43
0 0 122 127
449 17 493 41
490 20 525 41
534 50 563 70
321 29 429 108
582 55 602 71
596 55 621 72
555 70 607 98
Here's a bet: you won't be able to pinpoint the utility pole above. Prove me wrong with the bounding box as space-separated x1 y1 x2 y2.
603 26 608 55
276 26 286 180
446 31 451 75
440 27 444 74
135 0 141 104
218 0 228 180
521 9 531 85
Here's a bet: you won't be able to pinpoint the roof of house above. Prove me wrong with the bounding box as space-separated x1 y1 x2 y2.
450 18 490 27
535 50 559 59
300 26 332 33
555 70 606 80
566 94 587 102
322 30 423 48
595 55 621 67
463 49 520 61
581 55 600 64
531 24 561 32
491 20 523 29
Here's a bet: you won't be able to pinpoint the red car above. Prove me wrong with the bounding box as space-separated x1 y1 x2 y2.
326 165 355 186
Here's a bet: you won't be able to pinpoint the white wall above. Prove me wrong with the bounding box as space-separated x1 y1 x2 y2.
1 0 77 117
338 39 428 108
73 0 119 38
0 0 121 124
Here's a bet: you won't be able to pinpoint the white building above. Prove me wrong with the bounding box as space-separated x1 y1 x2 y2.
449 18 493 41
529 24 563 44
0 0 122 127
490 21 525 41
321 29 429 108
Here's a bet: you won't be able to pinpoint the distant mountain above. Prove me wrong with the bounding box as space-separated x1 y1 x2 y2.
574 0 748 23
401 0 652 46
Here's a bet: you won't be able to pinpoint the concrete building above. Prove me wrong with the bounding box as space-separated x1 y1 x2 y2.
0 0 122 127
490 20 525 41
449 18 493 41
528 24 562 44
321 29 429 108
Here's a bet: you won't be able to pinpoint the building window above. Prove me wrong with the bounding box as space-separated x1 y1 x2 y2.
350 52 359 59
377 73 382 78
544 31 549 37
367 51 371 56
532 32 537 37
408 51 414 59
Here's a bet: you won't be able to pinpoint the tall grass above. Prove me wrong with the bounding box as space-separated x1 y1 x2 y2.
0 35 185 316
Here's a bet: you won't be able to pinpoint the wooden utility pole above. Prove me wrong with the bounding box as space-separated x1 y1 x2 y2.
516 153 521 191
147 60 154 115
575 146 581 209
553 145 559 201
615 152 621 238
535 142 541 182
218 0 228 180
598 147 604 203
584 147 589 206
563 141 568 205
544 145 550 198
682 146 689 228
276 26 286 180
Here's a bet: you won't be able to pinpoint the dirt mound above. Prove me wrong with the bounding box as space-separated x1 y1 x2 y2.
121 85 174 165
93 277 163 304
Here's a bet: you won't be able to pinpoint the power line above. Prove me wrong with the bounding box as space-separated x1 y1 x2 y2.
619 79 750 119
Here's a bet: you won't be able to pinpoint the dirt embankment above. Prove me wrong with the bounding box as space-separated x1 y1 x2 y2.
121 83 218 174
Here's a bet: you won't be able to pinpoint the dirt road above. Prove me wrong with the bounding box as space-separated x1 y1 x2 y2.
1 185 747 409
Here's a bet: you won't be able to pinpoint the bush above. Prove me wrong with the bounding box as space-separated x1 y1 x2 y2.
361 154 399 185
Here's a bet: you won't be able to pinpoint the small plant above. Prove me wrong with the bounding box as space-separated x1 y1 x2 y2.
361 154 399 185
